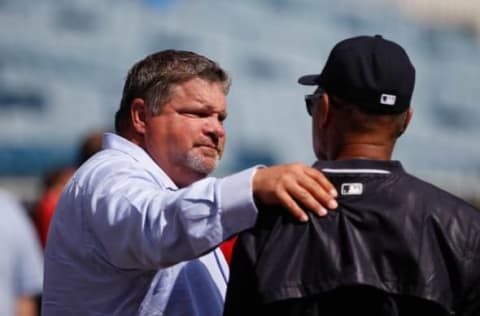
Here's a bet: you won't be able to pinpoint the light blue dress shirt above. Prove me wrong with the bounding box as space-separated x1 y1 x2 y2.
42 133 259 315
0 190 43 316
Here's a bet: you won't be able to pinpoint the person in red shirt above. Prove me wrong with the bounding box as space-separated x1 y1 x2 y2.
34 130 104 249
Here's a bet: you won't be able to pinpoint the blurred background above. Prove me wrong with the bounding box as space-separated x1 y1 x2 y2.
1 0 480 314
1 0 479 206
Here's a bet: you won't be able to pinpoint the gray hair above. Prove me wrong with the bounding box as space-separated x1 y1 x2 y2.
115 49 231 133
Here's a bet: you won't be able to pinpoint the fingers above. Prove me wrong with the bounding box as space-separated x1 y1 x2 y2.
252 163 338 222
300 167 338 212
304 167 338 199
282 169 336 219
276 190 309 222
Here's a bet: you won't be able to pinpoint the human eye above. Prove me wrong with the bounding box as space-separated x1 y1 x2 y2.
218 112 227 123
177 109 209 118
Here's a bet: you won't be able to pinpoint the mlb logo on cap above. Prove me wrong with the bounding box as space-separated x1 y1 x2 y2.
380 94 396 106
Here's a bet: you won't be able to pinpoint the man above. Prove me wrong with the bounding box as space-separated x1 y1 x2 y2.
224 35 480 316
0 190 43 316
42 50 338 315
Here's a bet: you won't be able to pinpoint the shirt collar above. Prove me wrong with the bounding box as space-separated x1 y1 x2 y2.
102 132 178 189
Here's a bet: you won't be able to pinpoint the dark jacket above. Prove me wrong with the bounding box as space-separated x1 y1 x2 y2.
224 160 480 316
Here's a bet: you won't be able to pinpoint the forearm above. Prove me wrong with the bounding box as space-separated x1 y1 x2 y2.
89 167 259 269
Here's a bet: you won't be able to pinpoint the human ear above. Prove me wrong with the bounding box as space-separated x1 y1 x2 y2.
398 107 413 137
130 98 147 134
320 93 331 126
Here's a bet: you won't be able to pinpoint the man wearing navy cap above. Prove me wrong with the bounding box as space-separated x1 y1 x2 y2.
224 35 480 316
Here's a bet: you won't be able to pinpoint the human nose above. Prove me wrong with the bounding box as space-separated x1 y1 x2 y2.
204 116 225 138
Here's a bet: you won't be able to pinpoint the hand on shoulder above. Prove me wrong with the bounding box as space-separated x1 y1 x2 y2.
252 163 338 222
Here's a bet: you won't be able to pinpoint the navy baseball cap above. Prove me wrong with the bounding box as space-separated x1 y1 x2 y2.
298 35 415 114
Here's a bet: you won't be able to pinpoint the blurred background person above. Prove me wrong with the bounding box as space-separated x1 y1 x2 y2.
0 190 43 316
33 129 105 249
33 166 74 249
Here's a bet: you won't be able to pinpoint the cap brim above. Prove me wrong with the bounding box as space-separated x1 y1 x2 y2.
298 74 321 85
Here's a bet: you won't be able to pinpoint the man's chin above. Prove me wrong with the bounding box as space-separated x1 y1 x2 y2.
198 146 222 159
186 154 219 176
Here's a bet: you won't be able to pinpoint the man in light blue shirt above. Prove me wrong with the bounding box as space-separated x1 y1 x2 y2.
42 50 338 315
0 190 43 316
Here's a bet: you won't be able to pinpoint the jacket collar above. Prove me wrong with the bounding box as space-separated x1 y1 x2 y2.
313 159 404 174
